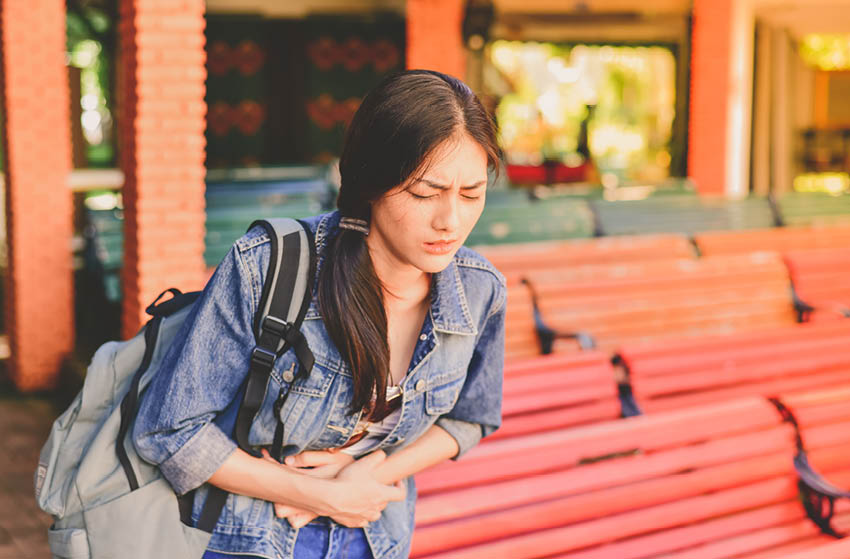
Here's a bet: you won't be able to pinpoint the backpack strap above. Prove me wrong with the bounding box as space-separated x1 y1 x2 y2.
234 218 316 456
199 218 316 533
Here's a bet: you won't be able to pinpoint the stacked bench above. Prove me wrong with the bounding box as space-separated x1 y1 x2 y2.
518 252 797 353
784 248 850 321
695 226 850 321
412 389 850 558
493 351 622 441
591 195 778 236
489 235 697 360
617 320 850 413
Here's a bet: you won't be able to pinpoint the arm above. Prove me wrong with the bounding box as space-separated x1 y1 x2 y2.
275 425 457 528
373 424 459 484
208 447 405 527
131 237 403 527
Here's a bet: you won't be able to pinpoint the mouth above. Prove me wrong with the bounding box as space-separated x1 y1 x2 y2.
423 239 458 255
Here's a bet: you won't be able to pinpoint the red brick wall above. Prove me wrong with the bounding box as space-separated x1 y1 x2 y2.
689 0 732 196
406 0 466 79
0 1 74 390
118 0 208 339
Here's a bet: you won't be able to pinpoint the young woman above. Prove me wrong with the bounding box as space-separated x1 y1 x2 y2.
133 70 506 559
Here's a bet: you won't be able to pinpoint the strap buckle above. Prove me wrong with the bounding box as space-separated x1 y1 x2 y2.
262 315 291 338
251 347 276 370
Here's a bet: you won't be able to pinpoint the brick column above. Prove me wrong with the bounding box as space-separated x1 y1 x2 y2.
0 1 74 390
407 0 466 78
689 0 754 197
118 0 207 339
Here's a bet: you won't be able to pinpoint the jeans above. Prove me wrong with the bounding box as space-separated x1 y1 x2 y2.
203 518 374 559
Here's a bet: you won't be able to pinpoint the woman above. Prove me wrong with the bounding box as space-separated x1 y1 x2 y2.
134 69 506 559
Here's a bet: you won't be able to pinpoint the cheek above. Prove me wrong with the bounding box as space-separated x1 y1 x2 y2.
377 197 428 238
461 201 485 231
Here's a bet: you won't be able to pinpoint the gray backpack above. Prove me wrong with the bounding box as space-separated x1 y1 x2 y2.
35 218 316 559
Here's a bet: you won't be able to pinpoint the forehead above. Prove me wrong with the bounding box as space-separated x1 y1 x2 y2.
420 133 489 183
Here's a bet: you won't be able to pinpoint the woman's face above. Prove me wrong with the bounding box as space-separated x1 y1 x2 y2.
368 132 489 275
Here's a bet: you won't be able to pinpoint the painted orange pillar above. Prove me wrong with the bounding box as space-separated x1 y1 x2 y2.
0 1 74 390
407 0 466 79
689 0 754 197
118 0 207 339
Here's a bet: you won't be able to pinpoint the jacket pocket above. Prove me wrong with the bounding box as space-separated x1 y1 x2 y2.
425 367 466 415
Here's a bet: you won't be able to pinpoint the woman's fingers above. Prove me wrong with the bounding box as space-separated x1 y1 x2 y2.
289 511 318 529
382 480 407 502
274 503 300 518
260 448 281 464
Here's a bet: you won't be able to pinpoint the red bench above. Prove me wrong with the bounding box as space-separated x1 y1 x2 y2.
411 397 843 558
780 385 850 540
694 224 850 258
492 351 621 442
522 252 797 353
481 234 695 286
784 248 850 322
781 538 850 559
617 320 850 413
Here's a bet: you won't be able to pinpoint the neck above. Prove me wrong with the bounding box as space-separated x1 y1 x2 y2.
366 233 430 305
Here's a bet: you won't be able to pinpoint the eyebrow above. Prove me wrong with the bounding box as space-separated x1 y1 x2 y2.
420 179 487 190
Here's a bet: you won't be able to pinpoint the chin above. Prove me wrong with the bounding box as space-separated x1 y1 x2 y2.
417 252 457 274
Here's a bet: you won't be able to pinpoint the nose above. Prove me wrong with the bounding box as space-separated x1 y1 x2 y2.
432 193 460 234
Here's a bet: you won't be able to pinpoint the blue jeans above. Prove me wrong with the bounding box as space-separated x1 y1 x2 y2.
203 518 374 559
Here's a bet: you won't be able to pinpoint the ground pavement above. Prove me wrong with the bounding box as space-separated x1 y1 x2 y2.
0 380 58 558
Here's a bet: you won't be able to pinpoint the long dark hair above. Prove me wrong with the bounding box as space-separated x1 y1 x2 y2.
318 69 501 416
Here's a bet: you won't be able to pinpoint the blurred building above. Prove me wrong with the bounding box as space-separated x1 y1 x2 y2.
2 0 850 390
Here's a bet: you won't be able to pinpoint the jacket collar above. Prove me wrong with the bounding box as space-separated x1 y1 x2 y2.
307 211 478 336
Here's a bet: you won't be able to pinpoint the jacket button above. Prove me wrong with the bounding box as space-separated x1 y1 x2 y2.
415 379 426 392
282 367 295 383
419 334 428 341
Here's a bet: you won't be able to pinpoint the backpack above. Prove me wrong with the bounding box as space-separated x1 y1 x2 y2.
34 218 316 559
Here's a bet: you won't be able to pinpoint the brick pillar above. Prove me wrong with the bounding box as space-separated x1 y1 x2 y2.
118 0 207 339
689 0 754 197
0 1 74 391
407 0 466 78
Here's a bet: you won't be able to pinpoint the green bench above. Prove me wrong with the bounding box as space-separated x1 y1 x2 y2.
774 192 850 227
591 195 779 236
467 193 595 246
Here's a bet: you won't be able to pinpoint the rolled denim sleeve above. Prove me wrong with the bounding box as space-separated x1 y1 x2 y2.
437 285 506 460
133 242 259 495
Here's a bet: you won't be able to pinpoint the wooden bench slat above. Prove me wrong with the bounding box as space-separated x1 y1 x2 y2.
416 399 778 494
649 518 826 559
417 425 793 526
553 503 810 559
638 371 850 413
485 401 622 441
761 534 850 559
415 477 798 559
624 330 850 377
633 355 850 397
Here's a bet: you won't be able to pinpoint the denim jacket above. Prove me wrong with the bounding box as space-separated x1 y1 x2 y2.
133 211 506 559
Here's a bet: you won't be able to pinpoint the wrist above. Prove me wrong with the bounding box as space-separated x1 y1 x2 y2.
294 476 338 516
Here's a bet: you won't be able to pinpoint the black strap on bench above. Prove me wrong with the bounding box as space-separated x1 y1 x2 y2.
768 397 850 538
767 193 786 228
520 278 596 354
791 286 850 322
611 354 643 418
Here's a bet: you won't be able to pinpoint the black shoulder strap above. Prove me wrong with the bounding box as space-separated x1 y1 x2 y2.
234 218 315 455
200 218 316 532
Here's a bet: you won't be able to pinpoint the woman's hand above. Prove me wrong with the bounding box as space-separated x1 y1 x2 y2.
260 449 404 529
321 450 407 528
260 449 356 528
284 448 355 478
